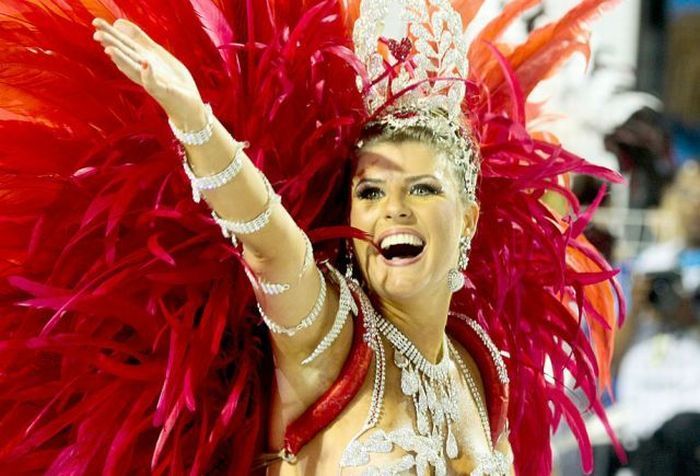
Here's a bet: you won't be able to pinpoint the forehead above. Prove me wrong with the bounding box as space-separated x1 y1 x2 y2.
354 140 448 179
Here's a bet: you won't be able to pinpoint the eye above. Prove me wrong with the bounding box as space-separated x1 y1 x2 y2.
356 185 384 200
410 183 443 196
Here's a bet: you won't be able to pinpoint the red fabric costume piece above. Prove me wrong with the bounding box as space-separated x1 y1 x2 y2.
283 285 373 456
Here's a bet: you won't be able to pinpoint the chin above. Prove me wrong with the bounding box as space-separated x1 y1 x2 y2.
371 268 432 301
379 282 421 301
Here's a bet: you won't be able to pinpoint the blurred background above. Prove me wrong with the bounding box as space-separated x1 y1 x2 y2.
483 0 700 474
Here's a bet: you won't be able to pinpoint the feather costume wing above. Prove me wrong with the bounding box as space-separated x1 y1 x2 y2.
0 1 361 474
0 1 623 475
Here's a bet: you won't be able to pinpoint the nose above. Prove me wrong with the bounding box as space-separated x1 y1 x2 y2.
383 190 413 221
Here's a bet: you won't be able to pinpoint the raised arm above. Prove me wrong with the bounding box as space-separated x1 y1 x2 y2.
90 17 354 411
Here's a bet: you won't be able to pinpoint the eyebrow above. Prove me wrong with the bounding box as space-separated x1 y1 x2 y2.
355 174 440 185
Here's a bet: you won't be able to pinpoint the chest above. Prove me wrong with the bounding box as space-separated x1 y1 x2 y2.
269 350 492 476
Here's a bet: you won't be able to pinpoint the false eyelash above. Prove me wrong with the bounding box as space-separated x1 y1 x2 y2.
410 183 443 195
355 185 384 200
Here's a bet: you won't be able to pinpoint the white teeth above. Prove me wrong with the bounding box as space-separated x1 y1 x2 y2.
379 233 425 250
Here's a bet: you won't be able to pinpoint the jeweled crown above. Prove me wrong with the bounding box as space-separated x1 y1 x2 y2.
353 0 479 201
353 0 468 118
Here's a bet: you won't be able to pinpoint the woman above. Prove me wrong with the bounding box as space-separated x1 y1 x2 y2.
0 1 622 474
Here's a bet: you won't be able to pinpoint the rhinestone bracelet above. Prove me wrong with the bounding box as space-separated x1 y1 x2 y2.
211 172 280 246
301 264 358 365
169 103 214 146
183 141 248 203
259 266 327 336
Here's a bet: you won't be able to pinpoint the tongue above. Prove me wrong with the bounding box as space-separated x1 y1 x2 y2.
382 243 424 260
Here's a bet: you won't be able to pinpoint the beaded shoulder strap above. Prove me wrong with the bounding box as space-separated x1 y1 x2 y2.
446 313 510 448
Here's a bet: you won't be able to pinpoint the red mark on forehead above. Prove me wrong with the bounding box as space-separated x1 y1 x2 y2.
354 153 407 179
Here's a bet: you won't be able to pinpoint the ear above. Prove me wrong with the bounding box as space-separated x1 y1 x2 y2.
461 200 479 239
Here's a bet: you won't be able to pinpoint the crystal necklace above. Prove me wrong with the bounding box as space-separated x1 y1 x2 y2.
340 282 511 475
378 317 511 476
377 318 462 460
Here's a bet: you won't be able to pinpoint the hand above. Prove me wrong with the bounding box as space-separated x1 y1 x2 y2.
92 17 206 129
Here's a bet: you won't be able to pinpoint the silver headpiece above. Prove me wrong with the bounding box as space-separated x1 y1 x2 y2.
353 0 479 201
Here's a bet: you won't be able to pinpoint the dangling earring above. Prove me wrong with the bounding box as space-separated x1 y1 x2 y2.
344 240 356 281
448 236 471 293
458 235 471 270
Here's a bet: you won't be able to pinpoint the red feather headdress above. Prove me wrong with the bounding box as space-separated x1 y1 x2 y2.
0 0 623 474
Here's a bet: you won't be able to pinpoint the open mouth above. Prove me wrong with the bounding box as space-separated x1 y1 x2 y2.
379 233 425 262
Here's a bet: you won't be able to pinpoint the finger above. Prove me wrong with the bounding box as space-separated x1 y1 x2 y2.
94 30 143 66
106 45 143 85
110 18 178 63
94 18 146 61
98 18 167 58
113 18 159 49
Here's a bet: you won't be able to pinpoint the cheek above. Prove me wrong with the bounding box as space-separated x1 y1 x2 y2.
349 199 374 230
349 200 359 227
349 202 373 262
425 204 463 263
429 203 462 236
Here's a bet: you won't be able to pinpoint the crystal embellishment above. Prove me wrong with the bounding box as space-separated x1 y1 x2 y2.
352 0 469 119
182 138 247 203
339 288 512 474
258 266 326 336
301 264 358 365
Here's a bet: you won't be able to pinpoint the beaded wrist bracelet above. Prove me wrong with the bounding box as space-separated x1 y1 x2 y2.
182 141 248 203
211 171 280 247
169 103 214 146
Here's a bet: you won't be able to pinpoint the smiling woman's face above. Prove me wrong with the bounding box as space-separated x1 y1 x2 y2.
350 140 478 301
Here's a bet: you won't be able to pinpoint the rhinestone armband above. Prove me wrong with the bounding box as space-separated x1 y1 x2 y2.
258 278 289 296
259 266 327 336
301 264 358 365
169 103 214 146
183 141 248 203
211 171 280 247
257 233 314 295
